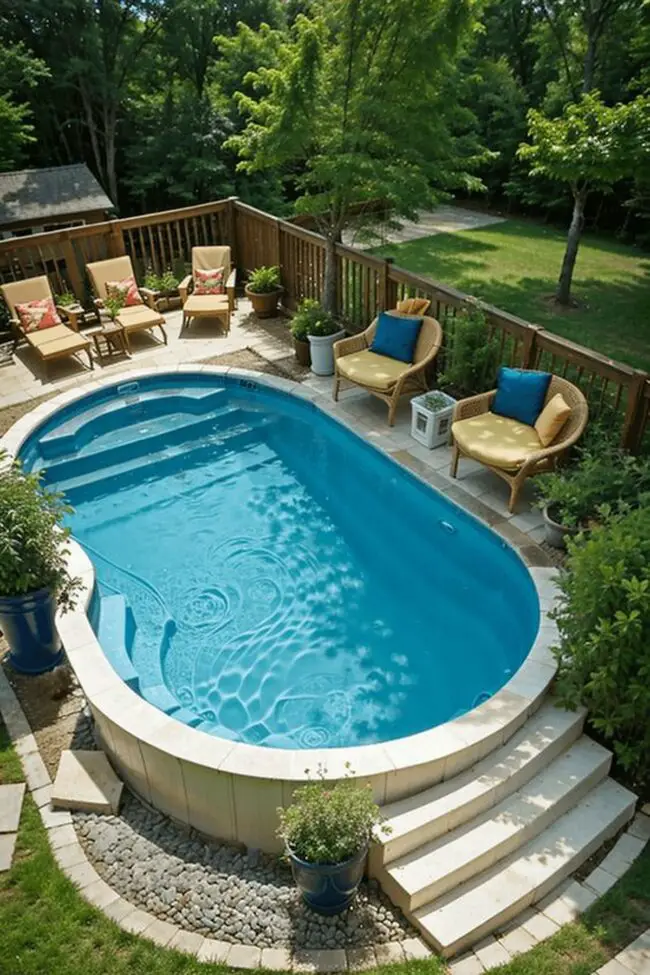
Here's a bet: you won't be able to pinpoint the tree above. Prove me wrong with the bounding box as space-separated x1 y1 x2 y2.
229 0 483 313
0 43 49 171
518 91 650 305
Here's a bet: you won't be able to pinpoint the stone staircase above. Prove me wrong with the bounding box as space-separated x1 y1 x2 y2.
370 699 636 958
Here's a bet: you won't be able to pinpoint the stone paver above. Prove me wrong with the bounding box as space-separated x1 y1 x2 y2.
0 832 18 872
499 926 538 956
52 750 123 815
167 930 205 955
0 783 25 833
401 938 431 960
261 947 293 970
226 944 263 969
521 910 560 942
473 935 511 968
197 939 232 964
448 953 486 974
615 930 650 974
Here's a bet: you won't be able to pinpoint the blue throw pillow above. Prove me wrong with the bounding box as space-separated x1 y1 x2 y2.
370 311 422 364
493 367 551 427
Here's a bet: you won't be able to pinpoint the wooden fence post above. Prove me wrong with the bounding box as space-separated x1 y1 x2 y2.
107 219 126 258
377 257 392 310
227 197 238 265
621 370 649 453
521 324 543 369
60 234 85 302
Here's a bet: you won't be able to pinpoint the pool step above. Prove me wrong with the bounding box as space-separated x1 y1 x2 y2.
411 776 636 957
369 700 586 873
379 736 611 911
96 594 138 688
40 386 228 458
55 418 276 503
139 683 201 727
41 403 245 483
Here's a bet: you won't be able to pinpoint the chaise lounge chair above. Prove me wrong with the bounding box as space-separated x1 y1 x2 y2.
179 246 236 334
1 276 93 374
86 256 167 352
333 300 442 426
450 372 588 512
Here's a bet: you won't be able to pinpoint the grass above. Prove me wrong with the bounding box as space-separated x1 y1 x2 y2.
1 719 648 975
374 219 650 372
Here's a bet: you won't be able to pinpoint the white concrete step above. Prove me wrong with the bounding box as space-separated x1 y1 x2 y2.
413 776 636 957
380 736 611 911
370 701 585 871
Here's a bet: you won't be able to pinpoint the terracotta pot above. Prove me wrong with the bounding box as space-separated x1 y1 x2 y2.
245 286 283 319
293 336 311 366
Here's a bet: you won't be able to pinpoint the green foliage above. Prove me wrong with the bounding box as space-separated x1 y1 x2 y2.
103 293 125 321
0 455 78 609
290 298 338 340
55 292 76 308
277 767 388 864
145 268 180 295
553 503 650 790
439 302 500 396
536 443 650 529
0 42 49 171
247 265 281 293
424 392 450 412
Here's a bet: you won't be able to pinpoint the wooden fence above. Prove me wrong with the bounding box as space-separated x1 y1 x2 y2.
0 195 648 451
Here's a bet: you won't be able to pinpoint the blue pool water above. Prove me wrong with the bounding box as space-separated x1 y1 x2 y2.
20 373 539 749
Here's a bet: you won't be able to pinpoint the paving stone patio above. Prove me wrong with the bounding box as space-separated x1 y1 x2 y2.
342 204 505 249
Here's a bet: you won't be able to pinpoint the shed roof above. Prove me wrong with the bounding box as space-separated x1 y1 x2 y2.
0 164 113 228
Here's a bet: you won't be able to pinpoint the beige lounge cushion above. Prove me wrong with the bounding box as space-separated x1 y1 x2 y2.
26 325 88 350
117 305 163 328
535 393 572 447
183 294 229 315
336 349 409 390
452 411 542 470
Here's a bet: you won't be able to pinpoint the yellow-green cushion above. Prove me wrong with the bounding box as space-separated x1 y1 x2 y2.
336 349 409 390
452 411 542 470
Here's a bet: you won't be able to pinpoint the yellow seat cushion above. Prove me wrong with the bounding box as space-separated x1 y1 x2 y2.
117 305 164 328
452 411 543 470
183 294 229 315
336 349 410 391
25 325 88 351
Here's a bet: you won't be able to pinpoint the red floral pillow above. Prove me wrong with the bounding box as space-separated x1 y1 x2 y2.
15 297 62 333
194 267 225 295
106 276 141 307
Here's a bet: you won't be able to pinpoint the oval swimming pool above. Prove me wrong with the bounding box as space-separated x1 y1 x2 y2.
19 371 539 751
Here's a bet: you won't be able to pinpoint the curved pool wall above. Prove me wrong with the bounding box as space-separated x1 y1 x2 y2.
3 367 559 853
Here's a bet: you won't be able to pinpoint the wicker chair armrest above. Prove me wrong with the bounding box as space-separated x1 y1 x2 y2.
453 389 496 422
520 427 584 473
334 333 367 359
179 274 192 303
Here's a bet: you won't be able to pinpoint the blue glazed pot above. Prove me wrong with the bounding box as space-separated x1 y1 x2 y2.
287 844 368 915
0 588 63 675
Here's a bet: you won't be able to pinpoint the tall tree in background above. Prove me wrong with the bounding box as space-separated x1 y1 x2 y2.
0 44 49 170
230 0 484 312
519 92 650 304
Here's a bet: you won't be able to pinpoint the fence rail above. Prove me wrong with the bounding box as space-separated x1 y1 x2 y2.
0 195 648 451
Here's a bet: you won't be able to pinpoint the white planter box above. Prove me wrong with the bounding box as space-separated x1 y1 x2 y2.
410 391 457 448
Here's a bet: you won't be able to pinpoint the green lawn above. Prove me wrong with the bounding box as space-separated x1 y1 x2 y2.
1 720 649 975
374 219 650 372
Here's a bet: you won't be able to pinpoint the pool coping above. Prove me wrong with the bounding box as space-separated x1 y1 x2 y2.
0 364 562 844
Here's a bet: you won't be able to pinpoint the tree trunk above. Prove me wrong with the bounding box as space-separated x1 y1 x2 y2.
556 191 586 306
583 35 597 92
323 236 338 315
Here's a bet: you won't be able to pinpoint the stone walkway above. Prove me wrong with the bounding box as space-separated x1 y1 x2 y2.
342 205 505 249
0 781 25 870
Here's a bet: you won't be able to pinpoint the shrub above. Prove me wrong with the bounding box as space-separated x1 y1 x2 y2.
104 293 125 321
537 443 650 529
247 265 281 294
143 268 179 295
439 301 500 396
277 768 388 864
290 299 339 341
0 455 79 610
552 503 650 791
56 291 77 307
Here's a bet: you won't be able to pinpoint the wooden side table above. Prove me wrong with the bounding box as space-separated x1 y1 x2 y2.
90 323 128 361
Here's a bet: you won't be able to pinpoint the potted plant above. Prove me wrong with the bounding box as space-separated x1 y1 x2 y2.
278 768 388 915
536 441 650 548
143 268 180 312
302 301 345 376
245 265 283 318
289 299 318 366
410 390 457 449
0 455 79 674
103 292 125 323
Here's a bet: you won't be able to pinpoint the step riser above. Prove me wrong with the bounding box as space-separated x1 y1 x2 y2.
427 797 635 958
371 709 585 871
404 751 611 910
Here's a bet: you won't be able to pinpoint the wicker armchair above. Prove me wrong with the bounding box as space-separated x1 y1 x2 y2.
450 374 589 512
333 313 443 426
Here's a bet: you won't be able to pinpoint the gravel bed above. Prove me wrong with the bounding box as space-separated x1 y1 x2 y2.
74 793 414 949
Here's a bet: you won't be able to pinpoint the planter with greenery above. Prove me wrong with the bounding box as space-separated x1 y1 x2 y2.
536 441 650 547
552 502 650 795
0 456 79 674
410 390 457 449
244 265 283 318
289 299 319 366
292 299 344 376
278 771 388 914
143 268 180 311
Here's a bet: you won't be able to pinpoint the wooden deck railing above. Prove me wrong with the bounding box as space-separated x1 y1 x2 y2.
0 195 648 451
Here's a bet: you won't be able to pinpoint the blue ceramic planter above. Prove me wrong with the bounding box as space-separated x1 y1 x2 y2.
287 844 368 915
0 588 63 675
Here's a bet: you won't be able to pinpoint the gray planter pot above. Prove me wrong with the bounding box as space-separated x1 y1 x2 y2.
308 329 346 376
542 504 579 549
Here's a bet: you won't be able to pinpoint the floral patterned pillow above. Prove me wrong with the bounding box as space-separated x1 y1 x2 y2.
194 267 225 295
15 297 62 333
106 276 141 307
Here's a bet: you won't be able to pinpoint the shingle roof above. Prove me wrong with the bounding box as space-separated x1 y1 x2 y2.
0 163 113 227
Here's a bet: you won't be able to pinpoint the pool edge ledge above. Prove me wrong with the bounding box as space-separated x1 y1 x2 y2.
2 364 560 854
